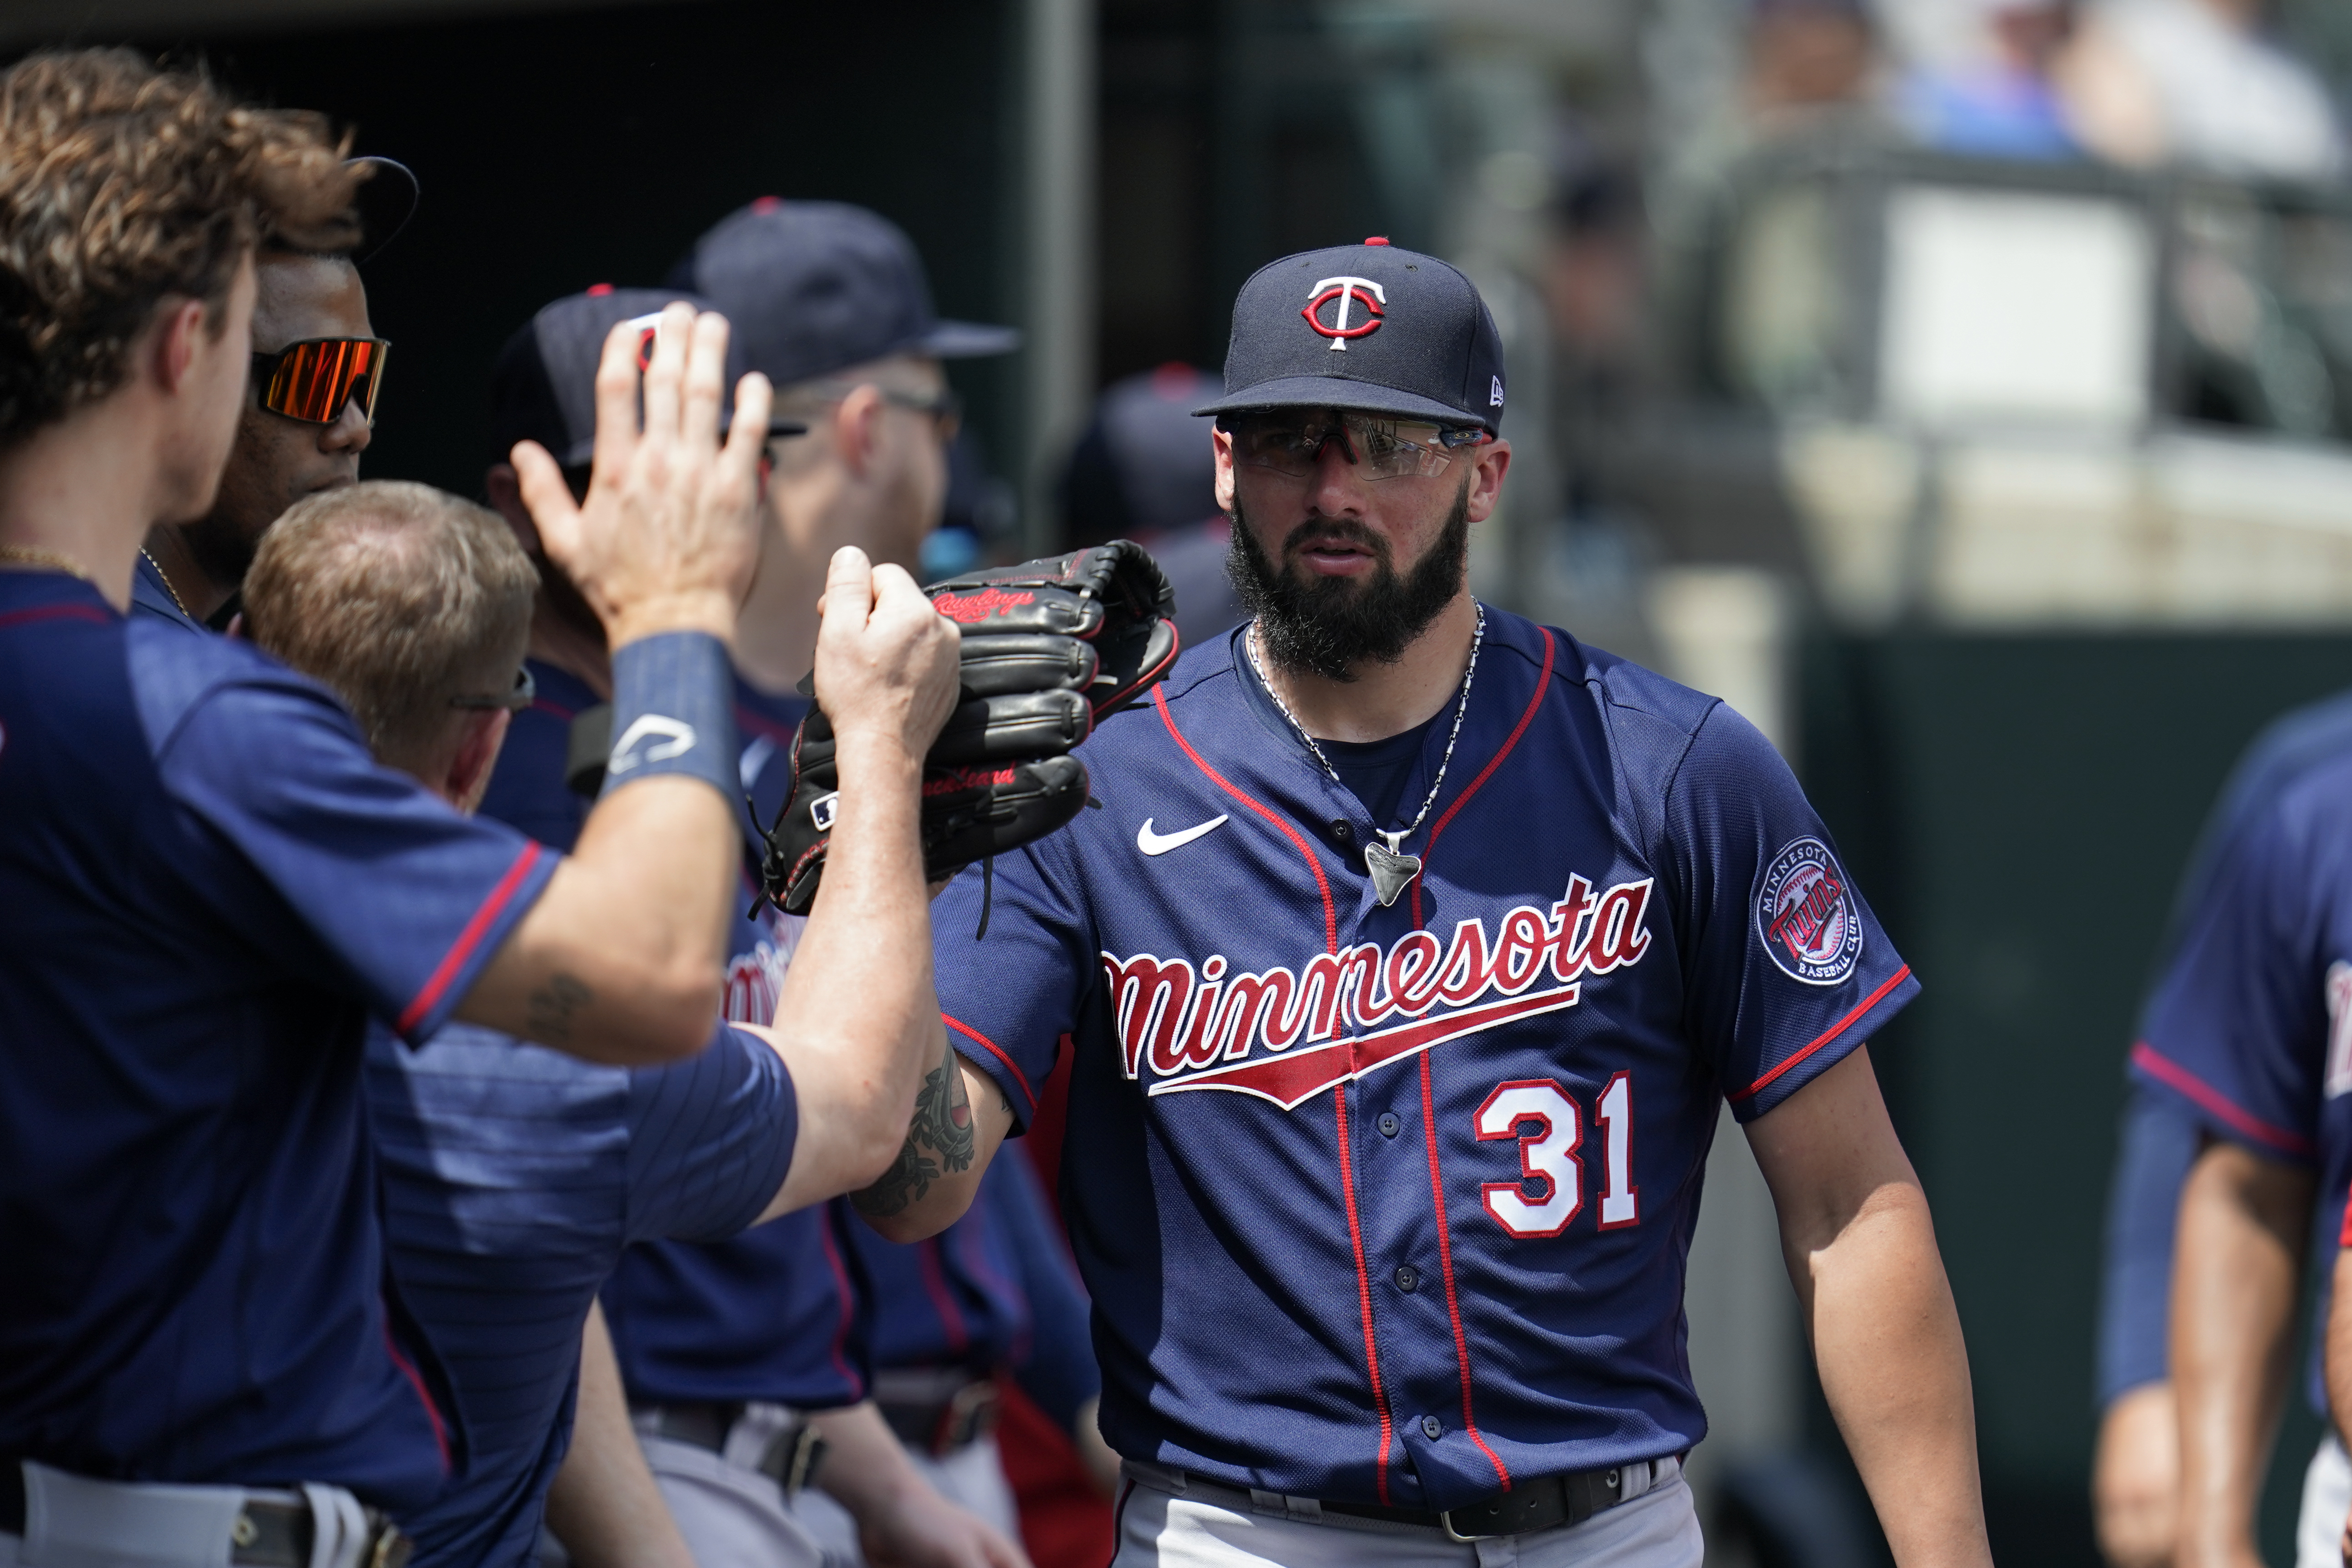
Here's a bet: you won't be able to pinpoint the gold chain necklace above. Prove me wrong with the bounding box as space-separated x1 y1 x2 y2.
138 548 194 618
0 543 94 583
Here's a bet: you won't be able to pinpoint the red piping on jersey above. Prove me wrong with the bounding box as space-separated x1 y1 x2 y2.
528 697 578 723
1158 681 1389 1487
946 1013 1037 1120
1411 628 1555 927
2130 1040 2314 1157
1332 1087 1397 1504
396 841 545 1038
1155 684 1338 954
1418 1054 1511 1490
816 1213 865 1399
1730 964 1912 1105
915 1238 973 1358
0 602 111 632
384 1321 451 1472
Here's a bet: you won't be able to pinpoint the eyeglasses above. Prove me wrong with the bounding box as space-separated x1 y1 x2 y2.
1223 409 1487 482
250 337 391 426
449 665 535 712
799 380 962 444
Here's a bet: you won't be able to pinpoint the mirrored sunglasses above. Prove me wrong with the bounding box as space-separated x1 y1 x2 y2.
250 337 391 426
1224 409 1486 482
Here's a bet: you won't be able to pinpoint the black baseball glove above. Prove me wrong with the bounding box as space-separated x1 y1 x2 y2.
756 541 1179 920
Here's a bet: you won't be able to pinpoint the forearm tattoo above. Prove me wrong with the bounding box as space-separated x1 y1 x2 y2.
528 972 593 1045
854 1039 977 1218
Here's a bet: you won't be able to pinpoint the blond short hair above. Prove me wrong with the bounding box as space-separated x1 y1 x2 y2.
245 481 538 770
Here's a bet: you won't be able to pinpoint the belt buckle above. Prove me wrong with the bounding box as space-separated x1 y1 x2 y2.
366 1523 414 1568
1438 1507 1494 1545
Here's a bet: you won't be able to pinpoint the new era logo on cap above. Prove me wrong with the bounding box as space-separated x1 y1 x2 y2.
1197 237 1509 434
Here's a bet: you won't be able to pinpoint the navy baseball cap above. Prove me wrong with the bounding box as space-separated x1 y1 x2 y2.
1196 238 1509 434
488 286 806 470
668 198 1019 385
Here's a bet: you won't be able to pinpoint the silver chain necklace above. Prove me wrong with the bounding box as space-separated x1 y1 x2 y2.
1245 602 1486 907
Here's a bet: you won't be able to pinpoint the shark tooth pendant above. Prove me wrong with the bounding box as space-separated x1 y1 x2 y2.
1366 830 1421 907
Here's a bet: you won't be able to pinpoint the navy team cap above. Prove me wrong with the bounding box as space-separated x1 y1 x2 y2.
1196 238 1508 434
488 286 807 471
669 198 1020 386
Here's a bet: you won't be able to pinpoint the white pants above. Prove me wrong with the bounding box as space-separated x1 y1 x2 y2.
638 1432 828 1568
1110 1459 1704 1568
0 1464 378 1568
2298 1431 2352 1568
788 1435 1019 1566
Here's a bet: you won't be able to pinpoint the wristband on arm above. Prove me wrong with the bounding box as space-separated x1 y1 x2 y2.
600 631 741 804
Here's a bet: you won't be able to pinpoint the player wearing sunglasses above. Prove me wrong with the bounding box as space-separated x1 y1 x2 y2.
138 158 411 631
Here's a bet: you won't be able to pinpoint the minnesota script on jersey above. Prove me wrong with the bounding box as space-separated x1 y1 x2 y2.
932 607 1919 1512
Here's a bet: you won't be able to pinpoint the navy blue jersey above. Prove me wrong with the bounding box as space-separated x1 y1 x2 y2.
369 1019 796 1566
850 1150 1101 1434
476 658 598 853
474 665 873 1410
2129 715 2352 1413
2096 687 2352 1410
930 609 1918 1509
0 572 555 1510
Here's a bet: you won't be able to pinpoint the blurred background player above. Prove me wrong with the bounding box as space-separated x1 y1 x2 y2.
2086 686 2352 1567
2106 678 2352 1568
1056 363 1242 649
240 476 961 1568
137 155 416 632
480 269 1030 1568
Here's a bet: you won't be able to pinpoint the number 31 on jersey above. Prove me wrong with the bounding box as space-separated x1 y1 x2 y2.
1474 1072 1638 1238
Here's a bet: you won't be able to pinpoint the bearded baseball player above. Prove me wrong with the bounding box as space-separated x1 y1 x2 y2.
851 239 1992 1566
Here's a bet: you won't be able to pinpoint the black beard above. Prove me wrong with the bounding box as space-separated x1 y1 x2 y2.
1225 482 1471 683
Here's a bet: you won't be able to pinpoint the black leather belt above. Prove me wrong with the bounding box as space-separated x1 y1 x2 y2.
0 1460 411 1567
1148 1458 1670 1542
871 1368 998 1459
632 1402 827 1497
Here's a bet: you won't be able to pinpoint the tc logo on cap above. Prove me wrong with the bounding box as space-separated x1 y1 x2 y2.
1303 276 1385 352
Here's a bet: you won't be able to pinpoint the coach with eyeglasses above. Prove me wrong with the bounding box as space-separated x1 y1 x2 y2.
136 156 413 632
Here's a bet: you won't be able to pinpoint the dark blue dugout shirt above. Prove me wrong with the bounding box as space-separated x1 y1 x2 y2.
2096 687 2352 1408
476 658 598 853
2128 698 2352 1416
850 1148 1101 1435
476 665 876 1411
0 573 556 1511
930 611 1918 1509
368 1019 796 1567
129 550 206 633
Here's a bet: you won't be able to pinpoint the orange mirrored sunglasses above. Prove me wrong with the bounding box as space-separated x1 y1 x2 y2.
249 337 391 426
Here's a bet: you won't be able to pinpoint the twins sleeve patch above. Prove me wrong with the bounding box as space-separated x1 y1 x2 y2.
1754 837 1863 986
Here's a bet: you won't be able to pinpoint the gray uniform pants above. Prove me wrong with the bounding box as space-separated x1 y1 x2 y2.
1109 1458 1703 1568
787 1435 1018 1566
0 1463 381 1568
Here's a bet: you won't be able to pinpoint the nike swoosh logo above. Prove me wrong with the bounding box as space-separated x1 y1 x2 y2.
1137 814 1230 856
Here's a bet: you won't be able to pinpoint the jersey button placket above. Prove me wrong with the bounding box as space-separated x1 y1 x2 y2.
1376 1111 1401 1138
1420 1414 1443 1440
1393 1265 1419 1293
